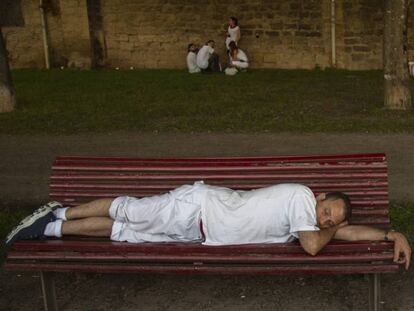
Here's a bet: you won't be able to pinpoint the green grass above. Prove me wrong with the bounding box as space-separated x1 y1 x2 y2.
390 202 414 243
0 68 414 134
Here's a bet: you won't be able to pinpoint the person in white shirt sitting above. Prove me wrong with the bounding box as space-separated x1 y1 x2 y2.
225 41 249 75
186 43 200 74
196 40 221 72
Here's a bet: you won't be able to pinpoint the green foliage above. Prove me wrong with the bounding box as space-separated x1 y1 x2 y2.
0 69 413 134
390 201 414 242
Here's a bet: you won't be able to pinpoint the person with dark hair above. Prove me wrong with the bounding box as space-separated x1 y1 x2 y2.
225 40 249 75
5 182 411 268
226 16 241 49
196 40 221 72
186 43 200 73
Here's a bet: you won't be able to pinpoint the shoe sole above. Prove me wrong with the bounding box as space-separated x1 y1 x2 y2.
5 202 61 246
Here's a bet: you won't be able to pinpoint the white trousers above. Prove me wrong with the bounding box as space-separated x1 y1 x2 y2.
109 182 205 243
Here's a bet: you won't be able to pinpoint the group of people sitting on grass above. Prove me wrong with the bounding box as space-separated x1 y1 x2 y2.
186 17 248 75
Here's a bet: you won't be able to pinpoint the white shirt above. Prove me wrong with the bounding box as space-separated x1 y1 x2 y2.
226 25 240 48
231 49 248 63
186 51 200 73
196 45 214 69
199 183 319 245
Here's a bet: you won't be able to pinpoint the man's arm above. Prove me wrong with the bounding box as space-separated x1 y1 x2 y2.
334 225 411 269
298 223 345 256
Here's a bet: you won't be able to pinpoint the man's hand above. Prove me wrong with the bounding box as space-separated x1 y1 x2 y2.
334 225 412 270
388 231 411 270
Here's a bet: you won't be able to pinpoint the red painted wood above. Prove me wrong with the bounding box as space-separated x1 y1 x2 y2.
56 153 385 161
48 184 389 197
49 173 388 181
3 263 399 275
52 164 387 172
7 251 394 264
49 182 389 190
10 240 394 254
54 155 387 161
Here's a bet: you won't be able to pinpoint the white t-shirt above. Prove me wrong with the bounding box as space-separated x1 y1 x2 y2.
230 49 248 63
186 51 200 73
196 45 214 69
226 25 240 48
199 183 319 245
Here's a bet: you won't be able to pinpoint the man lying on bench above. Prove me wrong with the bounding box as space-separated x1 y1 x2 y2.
5 182 411 269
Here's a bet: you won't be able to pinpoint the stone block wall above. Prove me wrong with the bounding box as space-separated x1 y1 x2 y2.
3 0 414 70
337 0 384 70
2 0 44 68
101 0 330 69
3 0 91 69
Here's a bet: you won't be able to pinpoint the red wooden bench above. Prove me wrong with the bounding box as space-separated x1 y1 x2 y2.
5 153 399 311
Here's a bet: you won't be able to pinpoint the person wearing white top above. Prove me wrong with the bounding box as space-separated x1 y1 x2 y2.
225 41 248 75
196 40 221 72
225 17 241 49
6 181 412 267
228 40 248 69
186 43 200 73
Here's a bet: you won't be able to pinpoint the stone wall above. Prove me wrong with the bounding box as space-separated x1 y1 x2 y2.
3 0 91 69
3 0 414 70
2 0 44 68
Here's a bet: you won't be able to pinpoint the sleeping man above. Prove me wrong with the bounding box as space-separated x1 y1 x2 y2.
5 182 411 269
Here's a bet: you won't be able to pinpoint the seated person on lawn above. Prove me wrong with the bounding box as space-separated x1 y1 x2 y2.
5 182 411 269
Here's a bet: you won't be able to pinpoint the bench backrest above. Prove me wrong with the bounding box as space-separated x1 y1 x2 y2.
49 153 389 227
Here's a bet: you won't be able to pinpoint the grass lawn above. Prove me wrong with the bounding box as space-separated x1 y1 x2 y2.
1 68 414 134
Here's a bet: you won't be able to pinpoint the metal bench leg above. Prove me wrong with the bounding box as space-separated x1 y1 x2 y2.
368 273 381 311
40 272 58 311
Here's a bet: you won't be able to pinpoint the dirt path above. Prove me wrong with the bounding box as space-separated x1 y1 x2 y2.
1 269 413 311
1 132 414 310
1 132 414 206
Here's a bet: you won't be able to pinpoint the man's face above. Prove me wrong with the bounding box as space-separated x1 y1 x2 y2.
208 41 215 48
316 197 346 229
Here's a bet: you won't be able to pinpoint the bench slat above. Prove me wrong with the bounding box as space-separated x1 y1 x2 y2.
4 262 399 275
55 153 386 163
7 251 394 264
10 240 394 254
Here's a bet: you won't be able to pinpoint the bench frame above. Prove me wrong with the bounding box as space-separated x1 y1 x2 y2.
5 153 400 311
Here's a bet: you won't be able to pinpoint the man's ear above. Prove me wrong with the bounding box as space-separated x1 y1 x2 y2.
316 193 326 202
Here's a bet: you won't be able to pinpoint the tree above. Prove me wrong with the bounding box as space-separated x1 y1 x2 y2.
383 0 413 110
0 0 24 113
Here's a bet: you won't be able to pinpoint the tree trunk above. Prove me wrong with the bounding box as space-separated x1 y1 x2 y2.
384 0 412 110
0 27 15 113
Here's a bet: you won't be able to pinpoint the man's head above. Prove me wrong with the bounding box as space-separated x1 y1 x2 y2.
315 192 351 229
206 40 215 48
